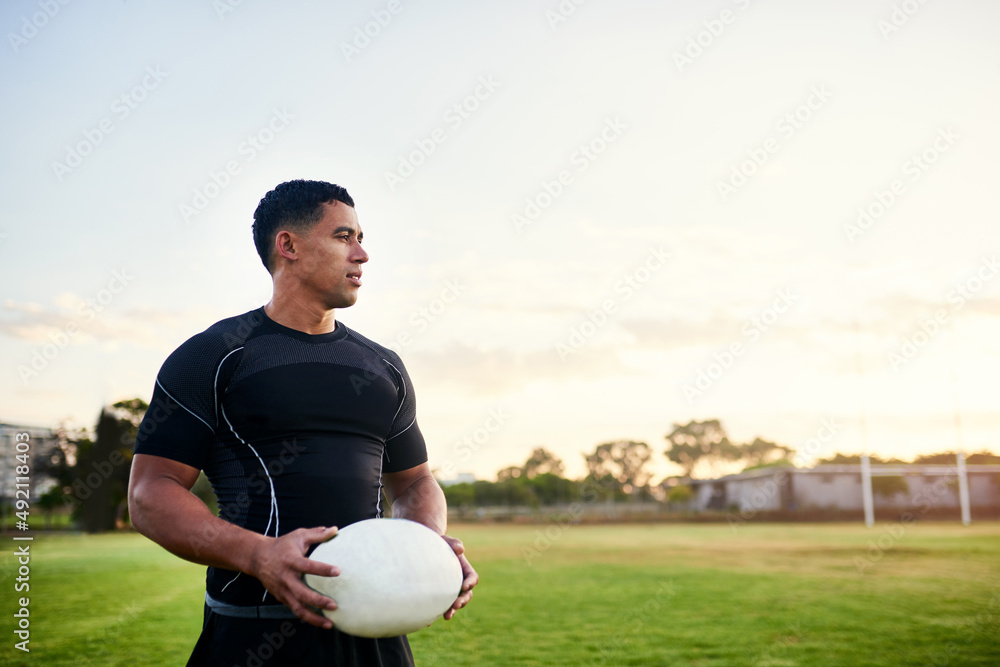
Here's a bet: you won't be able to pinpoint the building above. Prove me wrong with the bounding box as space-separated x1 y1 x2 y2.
1 422 62 530
682 462 1000 520
438 472 478 487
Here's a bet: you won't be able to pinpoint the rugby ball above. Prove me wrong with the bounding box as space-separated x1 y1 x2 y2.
304 518 463 638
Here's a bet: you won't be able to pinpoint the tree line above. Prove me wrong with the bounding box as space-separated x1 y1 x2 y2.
440 417 792 510
19 403 1000 531
442 419 1000 509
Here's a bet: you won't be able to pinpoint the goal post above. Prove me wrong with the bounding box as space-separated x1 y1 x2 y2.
861 452 971 526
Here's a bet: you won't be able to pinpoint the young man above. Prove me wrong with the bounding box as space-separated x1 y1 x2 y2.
128 180 477 666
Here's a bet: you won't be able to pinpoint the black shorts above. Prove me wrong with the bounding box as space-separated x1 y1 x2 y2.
187 604 414 667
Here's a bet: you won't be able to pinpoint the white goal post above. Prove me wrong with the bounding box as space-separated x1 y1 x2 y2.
861 451 972 527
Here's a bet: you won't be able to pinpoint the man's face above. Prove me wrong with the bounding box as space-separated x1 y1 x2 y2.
290 202 369 309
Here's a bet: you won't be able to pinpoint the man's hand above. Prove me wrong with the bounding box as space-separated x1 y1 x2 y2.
441 534 478 621
248 526 341 629
383 464 477 620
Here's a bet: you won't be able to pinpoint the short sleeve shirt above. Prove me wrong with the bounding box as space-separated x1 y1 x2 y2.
135 307 428 606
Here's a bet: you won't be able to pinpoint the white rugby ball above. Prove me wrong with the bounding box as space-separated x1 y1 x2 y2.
304 518 463 638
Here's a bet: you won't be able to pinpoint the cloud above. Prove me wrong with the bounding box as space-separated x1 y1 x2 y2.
620 314 747 351
0 297 193 349
407 341 632 395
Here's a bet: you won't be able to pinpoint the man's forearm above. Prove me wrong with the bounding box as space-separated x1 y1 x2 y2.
130 467 340 627
130 476 268 574
389 474 448 535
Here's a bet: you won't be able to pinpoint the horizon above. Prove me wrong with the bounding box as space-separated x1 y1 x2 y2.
6 412 995 486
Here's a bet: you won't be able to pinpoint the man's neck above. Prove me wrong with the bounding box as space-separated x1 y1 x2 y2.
263 296 337 335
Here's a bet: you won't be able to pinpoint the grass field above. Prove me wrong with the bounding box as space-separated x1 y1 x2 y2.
2 522 999 666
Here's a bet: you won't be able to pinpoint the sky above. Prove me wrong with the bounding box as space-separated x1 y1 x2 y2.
2 0 999 482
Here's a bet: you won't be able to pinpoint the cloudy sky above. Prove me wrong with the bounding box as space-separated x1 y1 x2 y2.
2 0 999 481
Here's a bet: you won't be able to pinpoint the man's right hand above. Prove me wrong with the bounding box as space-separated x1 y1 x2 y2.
129 455 342 629
248 526 341 629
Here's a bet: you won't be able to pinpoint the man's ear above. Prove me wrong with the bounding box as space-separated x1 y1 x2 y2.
273 230 297 264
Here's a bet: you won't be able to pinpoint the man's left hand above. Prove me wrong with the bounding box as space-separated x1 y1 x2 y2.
441 534 478 620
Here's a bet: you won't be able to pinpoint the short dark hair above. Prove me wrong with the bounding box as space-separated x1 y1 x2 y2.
252 179 355 272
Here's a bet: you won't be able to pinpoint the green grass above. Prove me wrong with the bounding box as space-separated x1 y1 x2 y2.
2 522 999 666
0 509 75 531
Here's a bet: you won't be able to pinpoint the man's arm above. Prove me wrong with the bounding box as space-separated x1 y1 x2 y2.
383 463 478 620
127 453 339 628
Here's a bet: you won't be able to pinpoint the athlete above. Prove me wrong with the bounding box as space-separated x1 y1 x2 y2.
127 179 477 666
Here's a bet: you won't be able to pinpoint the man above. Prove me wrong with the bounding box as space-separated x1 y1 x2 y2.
128 179 477 665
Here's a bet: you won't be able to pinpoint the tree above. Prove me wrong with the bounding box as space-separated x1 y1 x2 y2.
914 451 1000 465
584 440 652 496
73 399 146 532
191 472 219 516
36 486 68 528
33 422 79 518
667 484 694 509
664 419 740 478
109 398 149 431
872 476 909 499
522 447 565 479
472 478 534 506
912 452 955 465
441 483 476 517
739 437 793 469
525 473 576 505
817 453 906 465
496 466 522 482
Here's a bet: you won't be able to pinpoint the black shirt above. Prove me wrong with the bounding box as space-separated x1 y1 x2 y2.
135 307 428 606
